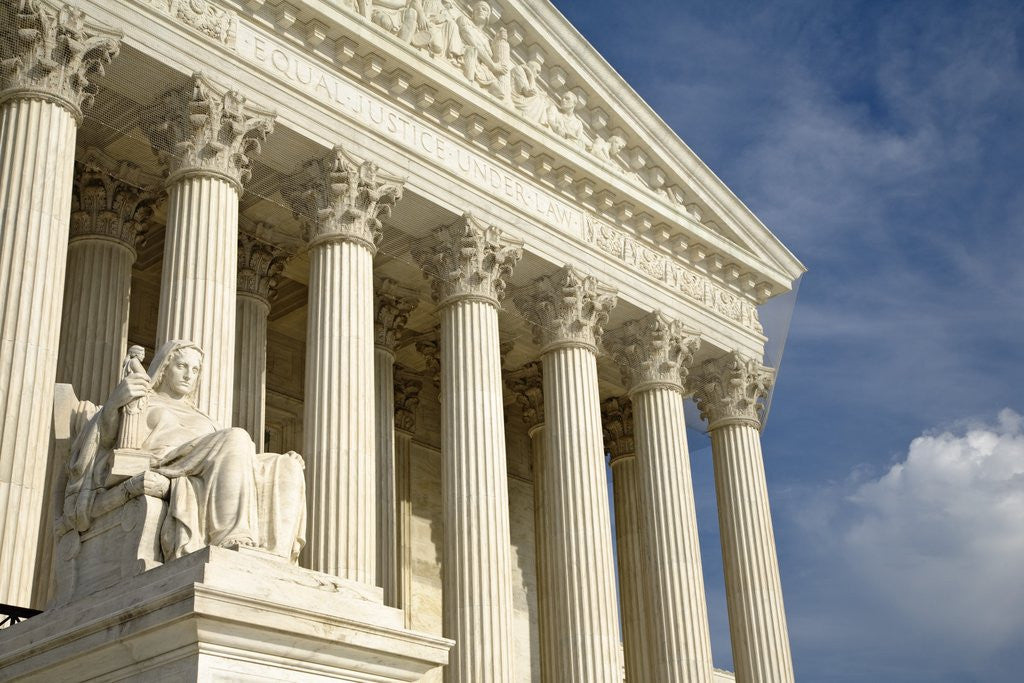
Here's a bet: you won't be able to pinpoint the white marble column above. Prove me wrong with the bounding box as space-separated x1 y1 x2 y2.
233 233 286 449
602 396 653 683
506 362 556 683
288 146 403 583
516 266 620 681
374 280 417 605
143 74 274 427
56 150 158 404
692 353 794 683
612 311 713 682
413 214 522 683
394 366 421 627
0 2 119 608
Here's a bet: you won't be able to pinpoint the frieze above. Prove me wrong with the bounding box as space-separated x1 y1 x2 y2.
137 0 237 46
584 219 762 334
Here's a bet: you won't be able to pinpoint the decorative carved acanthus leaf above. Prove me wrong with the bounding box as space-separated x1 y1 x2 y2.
515 265 616 352
601 396 634 462
237 233 288 303
506 361 543 428
689 351 774 429
70 148 160 247
375 278 418 351
609 311 701 393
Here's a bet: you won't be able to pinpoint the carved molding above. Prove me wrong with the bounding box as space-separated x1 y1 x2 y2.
0 0 120 119
70 148 160 248
375 278 418 351
505 361 542 428
413 212 522 307
515 265 616 353
286 144 404 251
394 365 422 433
601 396 634 463
237 232 288 303
585 219 763 333
609 311 701 394
137 0 238 46
142 73 274 190
690 351 774 430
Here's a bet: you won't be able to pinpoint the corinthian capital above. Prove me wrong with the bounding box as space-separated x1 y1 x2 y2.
609 311 701 393
375 278 418 352
394 366 422 433
506 361 544 429
516 265 617 353
413 213 523 307
237 232 288 304
690 351 774 430
601 396 634 462
286 145 404 251
142 73 274 190
70 148 160 248
0 1 120 119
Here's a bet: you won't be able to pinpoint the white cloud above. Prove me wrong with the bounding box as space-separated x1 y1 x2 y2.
841 409 1024 657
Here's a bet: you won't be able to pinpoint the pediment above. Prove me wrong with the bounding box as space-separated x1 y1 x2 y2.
145 0 805 299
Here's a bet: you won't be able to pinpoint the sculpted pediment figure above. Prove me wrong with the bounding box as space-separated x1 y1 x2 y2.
53 340 306 603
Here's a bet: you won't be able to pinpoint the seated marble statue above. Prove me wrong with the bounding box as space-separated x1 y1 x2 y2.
62 340 306 564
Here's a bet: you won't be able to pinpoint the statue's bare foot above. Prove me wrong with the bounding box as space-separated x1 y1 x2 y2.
222 537 258 550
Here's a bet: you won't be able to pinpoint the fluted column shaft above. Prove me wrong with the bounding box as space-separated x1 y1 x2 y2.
711 422 794 683
528 423 558 683
632 384 714 681
609 453 653 682
440 297 515 682
395 427 413 627
156 174 238 426
233 293 270 449
375 345 398 604
0 97 77 607
542 344 621 682
303 239 375 582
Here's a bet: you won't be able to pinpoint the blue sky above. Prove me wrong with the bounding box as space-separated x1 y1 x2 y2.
552 1 1024 680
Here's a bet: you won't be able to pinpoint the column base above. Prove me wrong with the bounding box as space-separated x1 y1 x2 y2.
0 546 452 682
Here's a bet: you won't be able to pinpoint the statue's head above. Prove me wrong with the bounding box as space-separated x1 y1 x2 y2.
609 135 626 155
149 340 204 405
472 1 491 24
559 91 578 113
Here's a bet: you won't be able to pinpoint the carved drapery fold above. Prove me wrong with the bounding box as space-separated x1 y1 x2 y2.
375 278 418 352
70 149 160 248
142 73 274 190
287 144 404 252
413 213 522 308
394 367 422 434
0 0 120 119
506 361 543 429
516 265 616 353
601 396 635 462
236 233 287 304
610 311 701 394
690 351 774 429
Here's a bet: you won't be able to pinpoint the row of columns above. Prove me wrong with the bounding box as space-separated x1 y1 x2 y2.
0 4 793 681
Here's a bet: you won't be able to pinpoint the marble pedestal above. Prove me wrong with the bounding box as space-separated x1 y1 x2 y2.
0 546 452 682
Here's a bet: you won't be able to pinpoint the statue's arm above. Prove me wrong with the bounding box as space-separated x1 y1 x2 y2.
98 373 151 446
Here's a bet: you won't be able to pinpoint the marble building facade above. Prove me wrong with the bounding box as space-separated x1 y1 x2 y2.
0 0 804 681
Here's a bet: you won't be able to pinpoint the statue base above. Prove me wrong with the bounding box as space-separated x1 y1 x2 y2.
0 546 452 681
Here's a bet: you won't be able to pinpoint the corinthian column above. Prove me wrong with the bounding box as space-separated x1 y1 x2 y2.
611 312 713 682
374 279 417 605
506 362 556 683
601 396 653 683
413 214 522 683
143 73 274 426
0 1 119 607
394 367 421 627
233 232 287 449
57 150 158 404
691 353 794 683
516 266 620 682
288 145 403 583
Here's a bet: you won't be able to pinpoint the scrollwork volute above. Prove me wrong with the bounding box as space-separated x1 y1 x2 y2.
237 234 287 304
601 396 634 463
506 361 543 429
609 311 701 394
286 145 404 251
70 149 160 248
516 265 617 353
689 351 774 430
375 278 418 351
413 212 522 307
394 366 422 433
142 73 274 190
0 0 120 119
